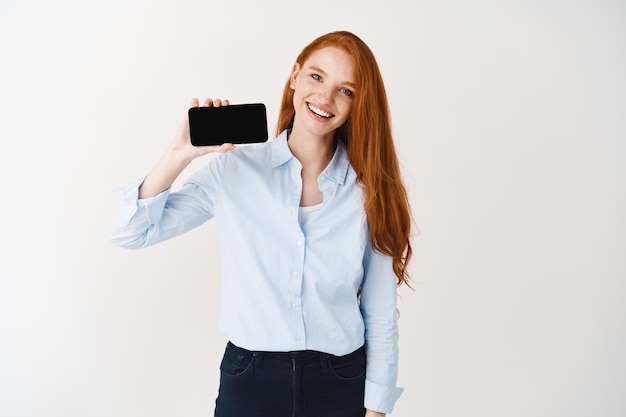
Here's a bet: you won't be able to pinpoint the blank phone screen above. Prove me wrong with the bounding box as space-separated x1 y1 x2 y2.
188 103 268 146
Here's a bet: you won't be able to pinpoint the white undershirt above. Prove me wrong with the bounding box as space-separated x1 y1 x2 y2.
298 203 323 227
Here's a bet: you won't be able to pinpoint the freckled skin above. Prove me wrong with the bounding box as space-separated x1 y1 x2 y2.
289 47 356 142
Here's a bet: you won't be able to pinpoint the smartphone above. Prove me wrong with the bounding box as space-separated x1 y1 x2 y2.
188 103 268 146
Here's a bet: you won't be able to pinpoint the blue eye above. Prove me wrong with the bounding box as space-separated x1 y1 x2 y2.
312 74 322 81
340 88 353 97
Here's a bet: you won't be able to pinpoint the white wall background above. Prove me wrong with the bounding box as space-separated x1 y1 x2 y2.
1 1 625 416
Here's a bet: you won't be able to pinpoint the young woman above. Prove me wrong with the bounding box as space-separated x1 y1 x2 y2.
111 31 412 417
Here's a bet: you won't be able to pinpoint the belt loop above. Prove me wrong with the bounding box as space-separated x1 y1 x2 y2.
320 353 329 371
253 351 264 369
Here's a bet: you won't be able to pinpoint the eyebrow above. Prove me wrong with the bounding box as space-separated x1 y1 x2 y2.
309 66 357 88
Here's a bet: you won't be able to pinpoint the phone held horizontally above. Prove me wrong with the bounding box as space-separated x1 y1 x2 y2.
188 103 268 146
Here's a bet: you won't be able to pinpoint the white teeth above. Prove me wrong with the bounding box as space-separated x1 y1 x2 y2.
307 103 332 118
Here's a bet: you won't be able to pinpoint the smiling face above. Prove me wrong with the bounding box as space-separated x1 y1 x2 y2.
289 46 356 140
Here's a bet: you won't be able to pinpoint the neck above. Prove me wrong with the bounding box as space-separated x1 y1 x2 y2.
287 127 335 172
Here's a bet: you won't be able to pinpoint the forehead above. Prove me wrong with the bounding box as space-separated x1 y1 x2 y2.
302 46 355 79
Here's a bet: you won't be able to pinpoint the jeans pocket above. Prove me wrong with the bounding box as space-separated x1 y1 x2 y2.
327 349 366 382
220 343 255 377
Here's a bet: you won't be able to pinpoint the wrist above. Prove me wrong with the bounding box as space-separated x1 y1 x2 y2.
163 145 194 169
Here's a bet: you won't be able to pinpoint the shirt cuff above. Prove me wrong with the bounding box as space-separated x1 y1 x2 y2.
364 379 404 414
113 176 170 229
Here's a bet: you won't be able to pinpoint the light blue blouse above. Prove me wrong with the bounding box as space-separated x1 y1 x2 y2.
110 130 403 413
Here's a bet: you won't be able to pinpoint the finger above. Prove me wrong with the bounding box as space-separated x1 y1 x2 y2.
216 143 235 152
203 98 213 107
190 98 199 108
223 99 230 106
213 98 222 107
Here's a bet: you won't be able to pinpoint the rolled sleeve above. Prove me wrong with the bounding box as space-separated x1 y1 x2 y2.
141 190 171 226
109 153 225 250
112 176 146 231
109 176 172 249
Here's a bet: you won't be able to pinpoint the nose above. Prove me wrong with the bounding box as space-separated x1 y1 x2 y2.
317 84 334 104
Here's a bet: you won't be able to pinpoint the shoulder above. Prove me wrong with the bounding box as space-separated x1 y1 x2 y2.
228 141 272 159
220 141 273 170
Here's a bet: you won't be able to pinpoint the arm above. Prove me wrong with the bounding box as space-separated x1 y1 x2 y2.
360 239 404 414
365 410 386 417
110 98 235 249
139 97 235 199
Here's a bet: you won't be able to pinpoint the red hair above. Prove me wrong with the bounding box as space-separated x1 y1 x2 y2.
276 31 413 286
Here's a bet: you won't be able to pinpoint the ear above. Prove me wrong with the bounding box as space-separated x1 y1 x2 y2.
289 62 301 90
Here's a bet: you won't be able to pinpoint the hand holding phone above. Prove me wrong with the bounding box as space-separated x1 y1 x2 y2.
188 103 268 146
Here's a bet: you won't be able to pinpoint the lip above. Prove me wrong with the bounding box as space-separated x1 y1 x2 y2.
306 102 335 119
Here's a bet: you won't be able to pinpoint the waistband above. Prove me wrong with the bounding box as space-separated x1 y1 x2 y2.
227 341 365 366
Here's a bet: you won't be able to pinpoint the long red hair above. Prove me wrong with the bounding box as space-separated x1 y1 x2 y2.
276 31 413 286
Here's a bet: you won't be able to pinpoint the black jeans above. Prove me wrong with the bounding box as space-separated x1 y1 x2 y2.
214 342 366 417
